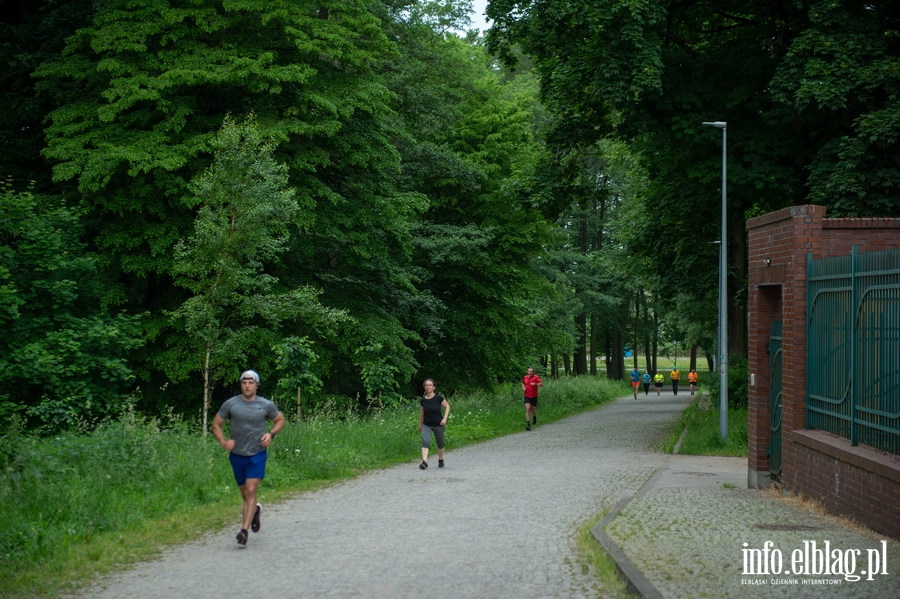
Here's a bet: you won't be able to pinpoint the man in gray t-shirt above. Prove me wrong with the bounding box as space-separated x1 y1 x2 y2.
211 369 284 545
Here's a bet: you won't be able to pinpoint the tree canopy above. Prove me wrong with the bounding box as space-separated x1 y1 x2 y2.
0 0 576 428
487 0 900 357
4 0 895 430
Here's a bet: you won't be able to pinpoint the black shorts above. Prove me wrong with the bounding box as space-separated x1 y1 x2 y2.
655 382 663 388
524 396 538 406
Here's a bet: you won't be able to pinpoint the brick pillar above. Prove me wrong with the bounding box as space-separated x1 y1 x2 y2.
778 207 825 492
746 205 826 488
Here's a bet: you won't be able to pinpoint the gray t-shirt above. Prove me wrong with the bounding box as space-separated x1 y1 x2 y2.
217 395 280 457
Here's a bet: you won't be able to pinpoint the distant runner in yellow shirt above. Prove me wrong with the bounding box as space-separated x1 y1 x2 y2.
670 367 681 396
653 372 664 396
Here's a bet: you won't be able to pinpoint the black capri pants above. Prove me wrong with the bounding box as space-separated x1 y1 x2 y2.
421 424 446 449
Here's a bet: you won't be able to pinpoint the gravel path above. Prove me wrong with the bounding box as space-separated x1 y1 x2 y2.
84 391 692 599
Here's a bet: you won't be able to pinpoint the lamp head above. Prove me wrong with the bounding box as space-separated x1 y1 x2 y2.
701 121 727 129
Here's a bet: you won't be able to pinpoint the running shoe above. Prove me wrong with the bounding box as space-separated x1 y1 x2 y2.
419 461 428 470
438 459 444 468
236 529 248 545
251 503 262 533
533 414 537 424
526 422 531 431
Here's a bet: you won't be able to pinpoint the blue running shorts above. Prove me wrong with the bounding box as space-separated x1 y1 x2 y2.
229 450 268 486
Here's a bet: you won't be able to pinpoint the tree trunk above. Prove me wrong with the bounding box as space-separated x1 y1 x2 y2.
618 330 627 380
575 313 587 375
563 353 571 376
643 338 653 374
690 344 698 371
605 336 612 378
642 293 652 373
590 313 598 375
609 331 622 380
633 291 640 370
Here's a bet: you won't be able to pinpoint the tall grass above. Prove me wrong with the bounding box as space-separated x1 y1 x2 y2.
659 399 748 457
0 376 628 598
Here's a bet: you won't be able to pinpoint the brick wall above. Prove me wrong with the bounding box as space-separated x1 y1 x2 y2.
792 430 900 540
746 205 900 540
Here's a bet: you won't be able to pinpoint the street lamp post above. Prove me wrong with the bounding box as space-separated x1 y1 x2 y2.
702 121 728 442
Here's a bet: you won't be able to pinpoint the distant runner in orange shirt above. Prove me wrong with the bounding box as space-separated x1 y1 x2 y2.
688 369 699 395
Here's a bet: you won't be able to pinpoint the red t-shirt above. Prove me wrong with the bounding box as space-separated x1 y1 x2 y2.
523 374 542 398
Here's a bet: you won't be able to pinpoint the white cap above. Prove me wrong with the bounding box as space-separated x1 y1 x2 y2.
240 370 260 383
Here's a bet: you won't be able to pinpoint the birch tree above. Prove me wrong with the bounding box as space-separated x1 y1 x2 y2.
169 115 345 433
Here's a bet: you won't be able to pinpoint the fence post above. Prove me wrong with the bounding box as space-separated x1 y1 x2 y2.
850 245 858 446
806 252 812 431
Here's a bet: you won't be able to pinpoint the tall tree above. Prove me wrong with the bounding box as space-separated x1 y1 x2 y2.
3 0 589 415
35 0 397 286
487 0 900 361
378 19 558 387
32 0 415 407
166 115 345 432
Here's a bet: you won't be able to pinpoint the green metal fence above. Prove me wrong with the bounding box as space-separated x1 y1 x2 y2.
807 246 900 455
768 321 783 476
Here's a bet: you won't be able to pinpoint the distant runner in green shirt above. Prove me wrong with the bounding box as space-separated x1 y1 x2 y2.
654 372 664 396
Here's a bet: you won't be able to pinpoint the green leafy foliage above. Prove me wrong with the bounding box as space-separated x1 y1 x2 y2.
0 183 144 430
488 0 900 366
379 30 558 386
35 0 397 281
707 354 749 411
2 0 587 423
771 0 900 216
273 336 323 410
166 115 347 427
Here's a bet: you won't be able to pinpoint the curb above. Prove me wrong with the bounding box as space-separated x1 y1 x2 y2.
589 464 668 599
671 424 690 455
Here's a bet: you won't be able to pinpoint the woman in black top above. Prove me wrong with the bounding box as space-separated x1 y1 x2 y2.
417 379 450 469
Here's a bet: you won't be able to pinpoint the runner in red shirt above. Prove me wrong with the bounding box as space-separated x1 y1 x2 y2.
522 367 543 431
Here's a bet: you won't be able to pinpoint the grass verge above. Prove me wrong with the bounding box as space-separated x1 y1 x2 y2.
0 376 629 598
658 392 748 457
574 512 639 599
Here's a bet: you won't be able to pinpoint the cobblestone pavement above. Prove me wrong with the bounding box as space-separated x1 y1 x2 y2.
602 455 900 599
84 391 692 599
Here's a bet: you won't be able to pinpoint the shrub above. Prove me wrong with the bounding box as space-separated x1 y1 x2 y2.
707 354 748 410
